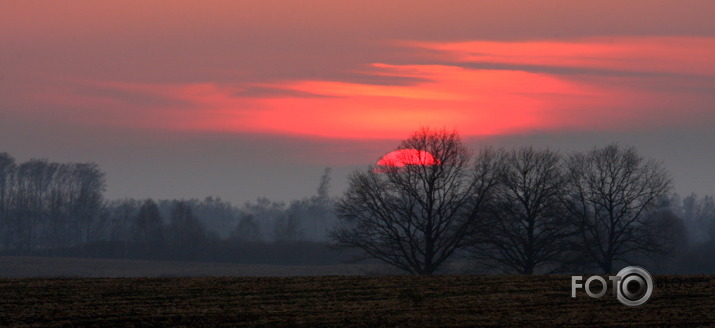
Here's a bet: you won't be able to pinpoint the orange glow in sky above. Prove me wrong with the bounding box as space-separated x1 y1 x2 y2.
27 35 713 140
6 19 712 140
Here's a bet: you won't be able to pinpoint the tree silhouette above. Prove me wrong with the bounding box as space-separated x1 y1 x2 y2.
471 147 574 274
332 128 501 275
168 201 205 246
134 199 163 244
564 144 671 273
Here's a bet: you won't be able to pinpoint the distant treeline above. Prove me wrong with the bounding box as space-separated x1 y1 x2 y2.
0 153 104 250
665 193 715 272
1 150 715 272
0 152 340 264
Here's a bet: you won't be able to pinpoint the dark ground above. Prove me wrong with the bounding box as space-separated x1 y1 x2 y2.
0 256 399 278
0 274 713 327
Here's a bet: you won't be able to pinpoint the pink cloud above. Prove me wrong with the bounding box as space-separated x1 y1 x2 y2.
24 37 715 139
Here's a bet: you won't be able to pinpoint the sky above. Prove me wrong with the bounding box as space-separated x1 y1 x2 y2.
1 0 715 204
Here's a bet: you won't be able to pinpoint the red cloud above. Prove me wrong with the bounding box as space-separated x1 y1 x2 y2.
35 37 715 139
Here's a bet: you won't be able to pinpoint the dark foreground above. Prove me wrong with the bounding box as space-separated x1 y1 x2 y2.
0 275 713 327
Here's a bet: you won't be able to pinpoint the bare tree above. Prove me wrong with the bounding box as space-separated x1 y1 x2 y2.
231 214 261 241
69 163 106 244
273 213 303 242
241 197 285 242
676 193 715 244
107 199 139 242
187 196 241 239
280 168 337 242
331 128 501 275
310 168 335 241
0 156 106 251
168 201 205 245
317 167 332 201
13 159 55 250
134 199 164 245
564 144 671 273
105 199 140 257
471 147 574 274
0 153 17 249
642 208 688 257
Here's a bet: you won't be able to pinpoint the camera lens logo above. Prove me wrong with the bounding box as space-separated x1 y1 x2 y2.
571 266 653 307
615 266 653 307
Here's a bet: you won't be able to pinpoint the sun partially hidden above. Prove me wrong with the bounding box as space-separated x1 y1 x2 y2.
375 149 441 172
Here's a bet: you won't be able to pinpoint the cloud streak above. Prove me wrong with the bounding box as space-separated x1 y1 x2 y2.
24 37 713 139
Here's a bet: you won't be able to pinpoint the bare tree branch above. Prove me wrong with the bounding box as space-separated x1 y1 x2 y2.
331 128 501 275
563 144 672 273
